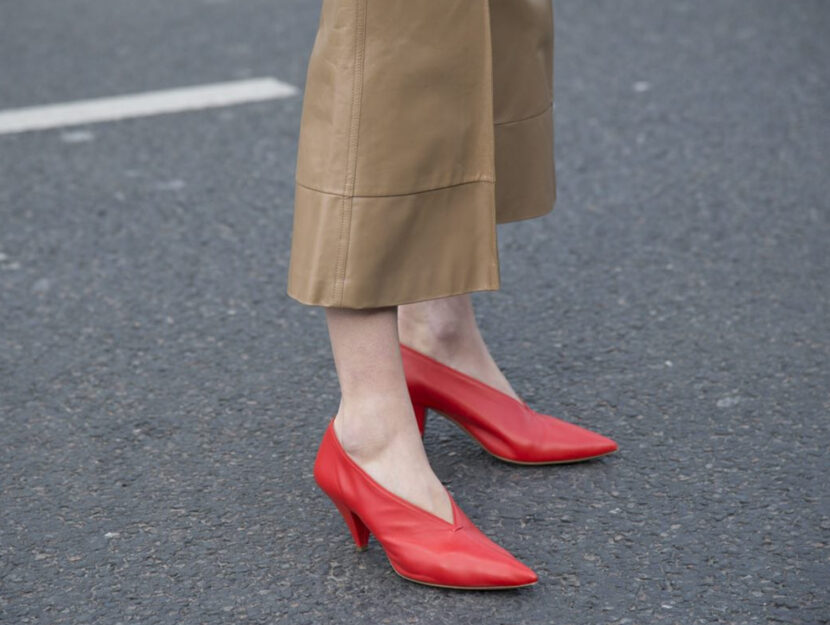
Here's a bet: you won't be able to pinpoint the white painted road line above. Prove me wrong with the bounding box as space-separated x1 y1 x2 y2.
0 77 300 136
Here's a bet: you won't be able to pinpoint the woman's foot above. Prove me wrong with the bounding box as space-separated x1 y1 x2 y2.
332 396 453 524
325 306 453 524
314 417 539 588
398 293 520 401
398 294 619 464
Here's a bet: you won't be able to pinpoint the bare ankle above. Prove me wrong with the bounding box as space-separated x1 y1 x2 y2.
333 395 417 459
400 293 476 335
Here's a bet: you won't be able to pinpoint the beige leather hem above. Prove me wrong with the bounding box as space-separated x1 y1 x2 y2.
286 0 554 309
286 179 500 309
494 102 557 224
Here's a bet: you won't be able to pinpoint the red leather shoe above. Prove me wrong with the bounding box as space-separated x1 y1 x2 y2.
400 343 619 464
313 418 538 589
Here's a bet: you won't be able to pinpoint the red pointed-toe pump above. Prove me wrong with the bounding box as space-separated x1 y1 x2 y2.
400 343 619 465
313 418 538 589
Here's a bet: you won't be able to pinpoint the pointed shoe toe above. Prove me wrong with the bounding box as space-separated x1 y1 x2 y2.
459 544 537 589
390 527 538 589
521 414 620 463
313 418 539 589
583 430 618 457
402 343 619 465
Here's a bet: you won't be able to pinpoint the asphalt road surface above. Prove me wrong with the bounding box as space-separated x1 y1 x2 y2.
1 1 828 623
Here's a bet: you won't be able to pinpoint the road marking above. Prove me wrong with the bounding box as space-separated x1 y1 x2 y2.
0 77 299 135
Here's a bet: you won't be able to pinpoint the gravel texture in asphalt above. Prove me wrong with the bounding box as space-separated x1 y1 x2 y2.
1 1 828 623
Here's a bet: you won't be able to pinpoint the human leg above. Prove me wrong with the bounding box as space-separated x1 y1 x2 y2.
325 305 451 523
316 305 537 588
397 294 520 402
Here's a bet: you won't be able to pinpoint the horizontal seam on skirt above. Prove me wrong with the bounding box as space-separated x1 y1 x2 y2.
295 177 495 199
288 280 500 309
494 100 553 127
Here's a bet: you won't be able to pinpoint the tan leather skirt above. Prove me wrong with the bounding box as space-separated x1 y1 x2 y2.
286 0 556 309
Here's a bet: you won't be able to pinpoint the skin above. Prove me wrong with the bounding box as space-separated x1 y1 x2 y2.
328 293 520 524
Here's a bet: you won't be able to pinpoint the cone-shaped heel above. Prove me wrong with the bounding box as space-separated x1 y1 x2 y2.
332 500 370 551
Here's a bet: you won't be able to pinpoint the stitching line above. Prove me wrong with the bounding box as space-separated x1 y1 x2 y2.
482 0 499 287
333 0 368 305
295 176 496 199
494 100 553 127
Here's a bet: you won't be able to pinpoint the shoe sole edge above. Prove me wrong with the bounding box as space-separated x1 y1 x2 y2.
392 566 538 590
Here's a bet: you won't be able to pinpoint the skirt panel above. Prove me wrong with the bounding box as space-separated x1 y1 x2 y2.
287 0 554 308
491 0 556 223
